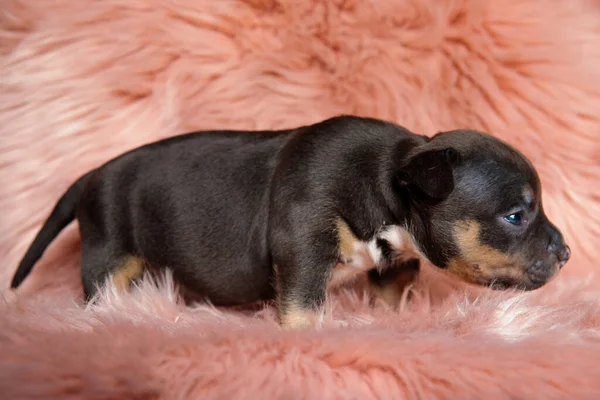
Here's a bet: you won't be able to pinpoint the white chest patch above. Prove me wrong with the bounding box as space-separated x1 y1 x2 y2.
329 224 422 288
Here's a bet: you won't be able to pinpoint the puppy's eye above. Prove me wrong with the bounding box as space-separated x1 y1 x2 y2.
504 212 524 226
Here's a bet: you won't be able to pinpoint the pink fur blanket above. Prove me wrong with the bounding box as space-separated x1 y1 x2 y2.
1 0 600 398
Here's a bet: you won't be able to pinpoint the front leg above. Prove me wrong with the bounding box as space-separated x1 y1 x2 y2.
368 258 420 309
271 225 339 330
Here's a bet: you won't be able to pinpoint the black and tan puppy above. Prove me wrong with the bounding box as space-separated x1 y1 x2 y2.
11 116 570 328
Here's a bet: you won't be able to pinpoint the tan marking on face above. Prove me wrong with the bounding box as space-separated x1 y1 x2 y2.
279 304 319 330
447 221 526 285
522 184 537 208
111 256 144 290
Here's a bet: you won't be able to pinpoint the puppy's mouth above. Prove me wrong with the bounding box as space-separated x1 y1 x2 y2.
481 274 550 292
447 258 556 291
486 280 542 291
483 278 521 291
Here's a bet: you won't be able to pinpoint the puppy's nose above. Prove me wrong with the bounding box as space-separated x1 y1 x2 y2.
546 227 565 253
557 244 571 268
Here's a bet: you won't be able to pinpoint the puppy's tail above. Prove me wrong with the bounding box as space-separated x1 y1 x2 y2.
10 171 94 289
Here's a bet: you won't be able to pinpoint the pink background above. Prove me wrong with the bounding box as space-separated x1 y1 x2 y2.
1 0 599 398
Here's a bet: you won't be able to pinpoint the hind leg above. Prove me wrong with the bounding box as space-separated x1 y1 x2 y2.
81 244 144 301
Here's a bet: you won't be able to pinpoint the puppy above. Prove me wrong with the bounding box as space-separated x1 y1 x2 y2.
10 116 570 328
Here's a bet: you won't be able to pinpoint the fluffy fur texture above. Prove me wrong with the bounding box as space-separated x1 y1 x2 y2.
1 0 600 398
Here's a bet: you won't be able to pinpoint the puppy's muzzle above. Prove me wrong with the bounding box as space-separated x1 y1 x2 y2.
524 232 570 289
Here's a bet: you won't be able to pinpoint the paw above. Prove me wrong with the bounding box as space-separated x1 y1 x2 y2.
279 306 322 330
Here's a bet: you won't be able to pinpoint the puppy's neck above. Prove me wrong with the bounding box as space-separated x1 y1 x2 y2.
403 203 450 268
376 137 441 267
378 137 425 221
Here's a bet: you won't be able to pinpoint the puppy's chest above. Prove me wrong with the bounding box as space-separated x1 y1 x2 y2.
330 222 421 287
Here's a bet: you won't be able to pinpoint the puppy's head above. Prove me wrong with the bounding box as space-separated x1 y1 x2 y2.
397 130 570 290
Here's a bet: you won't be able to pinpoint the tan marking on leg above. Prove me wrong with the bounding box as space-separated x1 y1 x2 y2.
370 269 418 309
380 226 425 261
279 304 319 330
336 217 360 261
112 256 144 291
279 218 414 326
329 261 367 288
447 221 525 284
332 218 373 287
274 263 322 329
374 284 403 309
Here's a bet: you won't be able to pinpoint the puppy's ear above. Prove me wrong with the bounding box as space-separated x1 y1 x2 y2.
398 147 459 200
